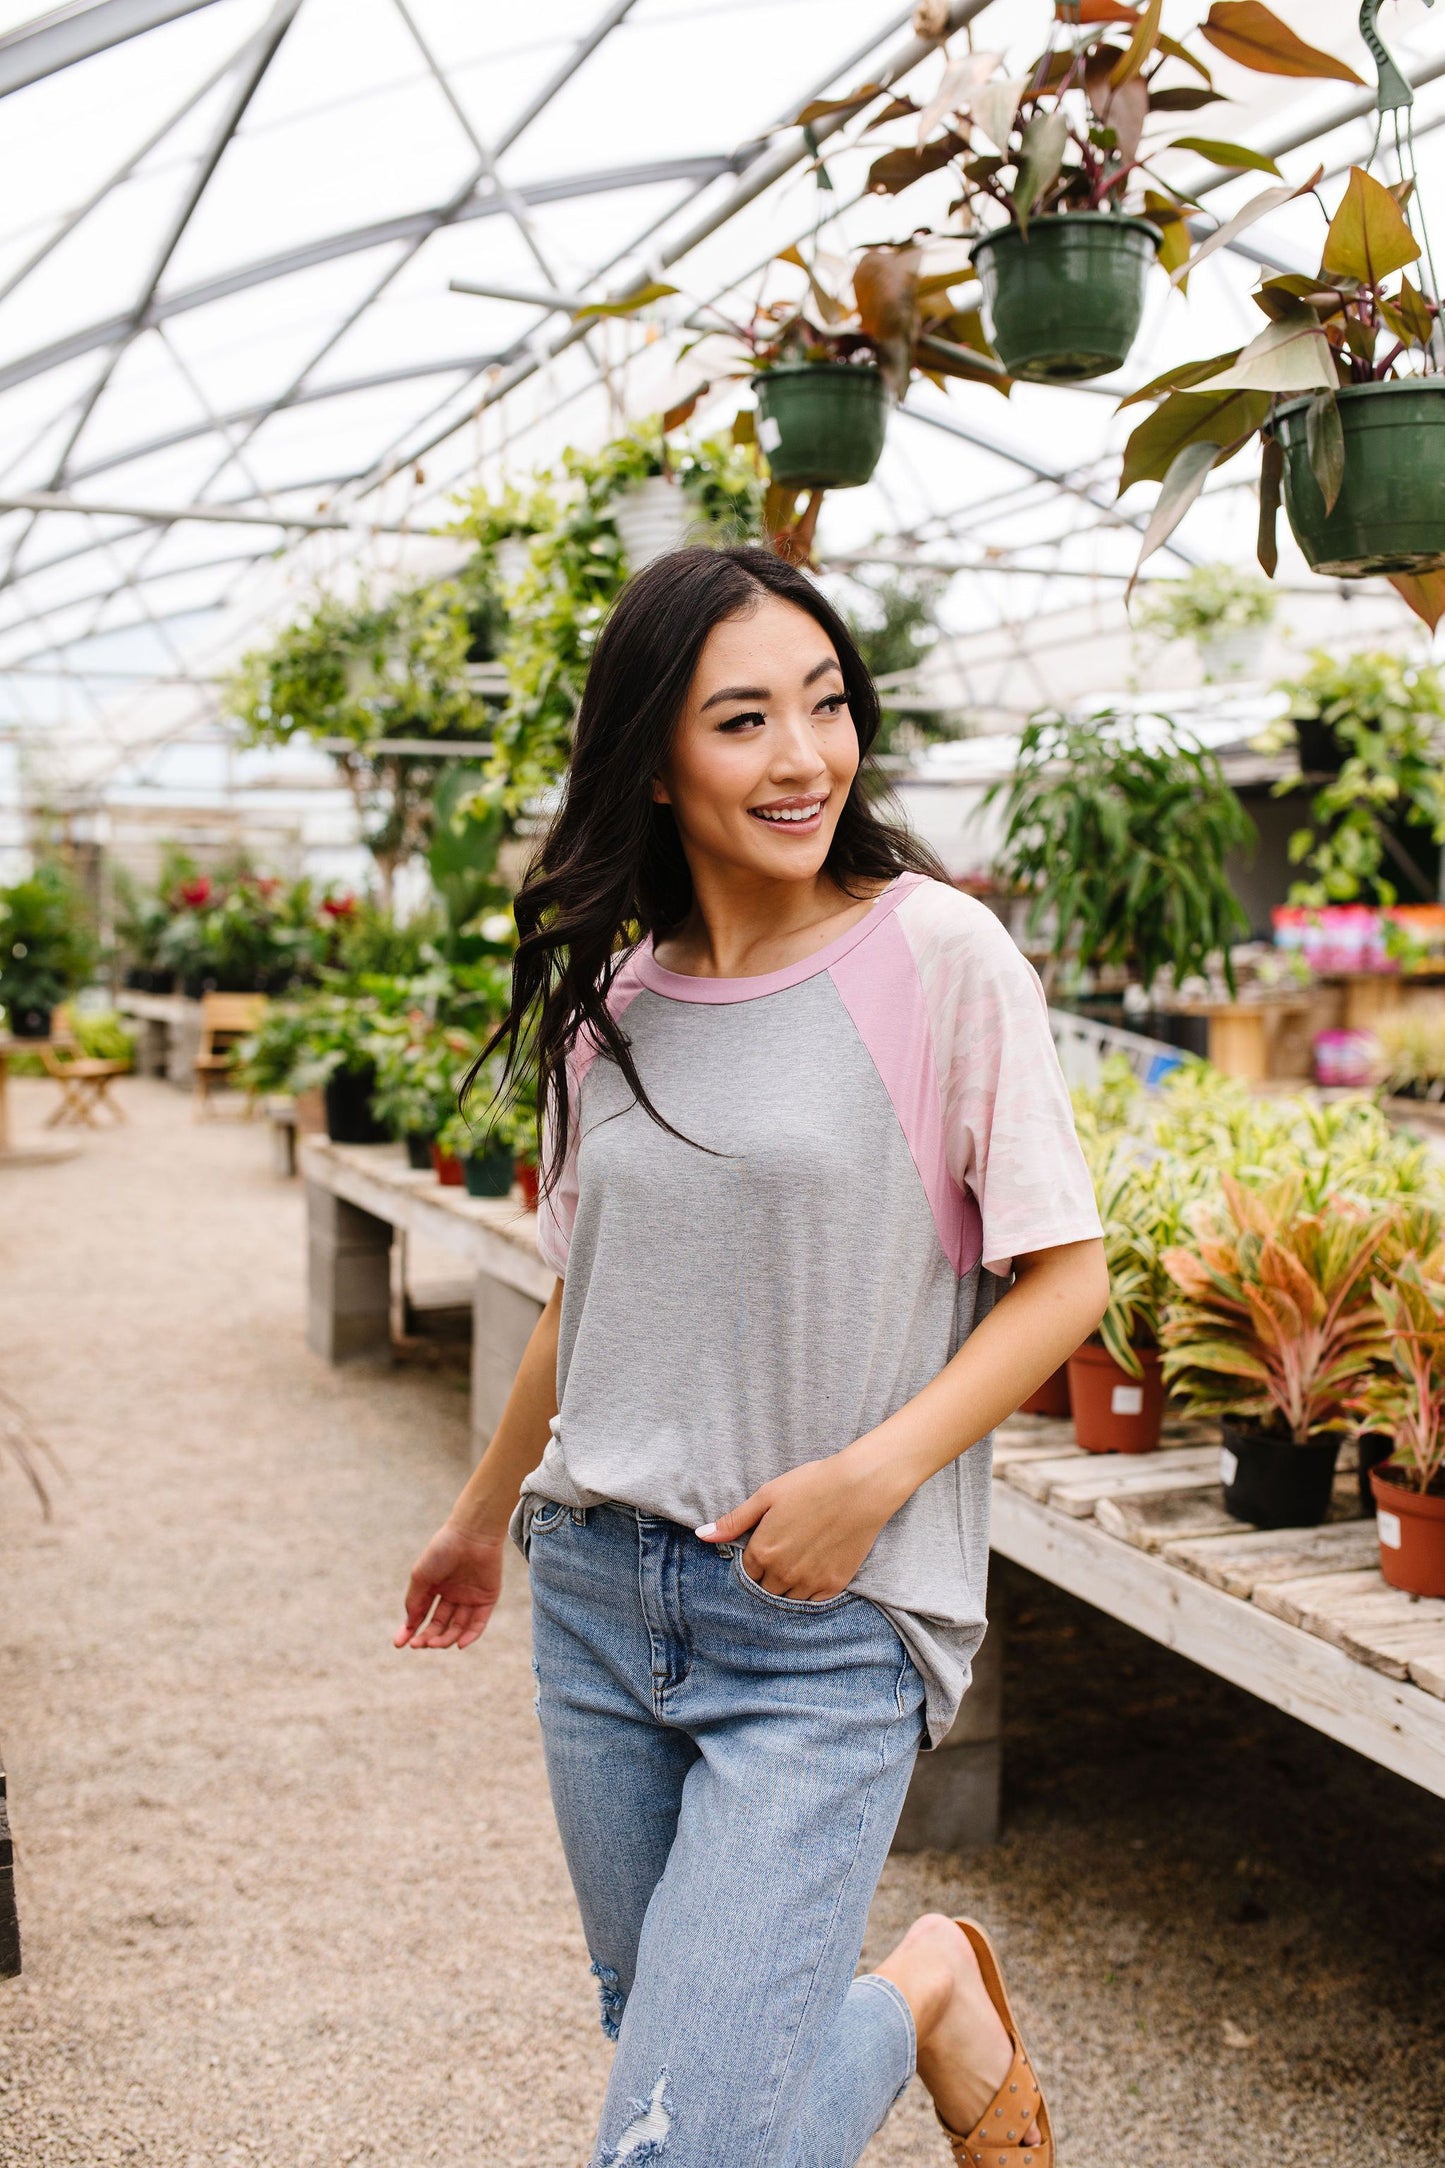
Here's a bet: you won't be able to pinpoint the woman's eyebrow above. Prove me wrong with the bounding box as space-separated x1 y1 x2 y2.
699 658 841 713
699 683 768 712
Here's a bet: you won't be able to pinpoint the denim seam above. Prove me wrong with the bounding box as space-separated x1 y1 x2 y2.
751 1704 915 2165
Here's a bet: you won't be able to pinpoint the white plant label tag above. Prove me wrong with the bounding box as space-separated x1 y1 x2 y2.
1378 1508 1403 1550
1220 1447 1238 1484
1111 1385 1144 1416
757 415 782 451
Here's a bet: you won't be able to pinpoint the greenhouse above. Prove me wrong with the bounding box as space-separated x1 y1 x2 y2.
4 2 1445 2163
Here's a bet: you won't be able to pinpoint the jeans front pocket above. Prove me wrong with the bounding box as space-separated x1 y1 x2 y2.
730 1547 856 1614
521 1497 571 1558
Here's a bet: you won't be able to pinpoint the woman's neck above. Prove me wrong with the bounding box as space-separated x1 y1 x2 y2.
654 865 889 982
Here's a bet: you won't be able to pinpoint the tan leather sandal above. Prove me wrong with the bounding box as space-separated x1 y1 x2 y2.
936 1918 1054 2168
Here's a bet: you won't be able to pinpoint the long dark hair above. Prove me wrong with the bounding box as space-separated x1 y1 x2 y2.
475 544 945 1190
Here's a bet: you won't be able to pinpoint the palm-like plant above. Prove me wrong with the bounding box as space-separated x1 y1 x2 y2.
1161 1174 1391 1444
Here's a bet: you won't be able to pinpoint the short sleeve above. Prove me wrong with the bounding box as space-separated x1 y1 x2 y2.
896 882 1102 1279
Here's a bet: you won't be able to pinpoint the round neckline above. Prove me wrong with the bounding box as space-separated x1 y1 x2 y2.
632 874 920 1004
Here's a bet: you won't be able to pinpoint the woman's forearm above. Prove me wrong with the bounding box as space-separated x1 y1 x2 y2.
846 1239 1109 1514
446 1281 563 1540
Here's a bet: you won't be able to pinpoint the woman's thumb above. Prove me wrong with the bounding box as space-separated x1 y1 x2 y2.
695 1493 765 1543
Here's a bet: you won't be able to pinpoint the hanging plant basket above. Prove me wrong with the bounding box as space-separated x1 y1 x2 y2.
1274 379 1445 577
612 475 691 571
970 214 1159 384
753 363 888 490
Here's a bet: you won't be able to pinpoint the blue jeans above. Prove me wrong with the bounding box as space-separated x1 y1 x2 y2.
525 1501 926 2168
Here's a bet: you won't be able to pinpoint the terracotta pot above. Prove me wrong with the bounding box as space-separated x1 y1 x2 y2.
429 1144 464 1187
1067 1342 1164 1454
1019 1363 1071 1418
1370 1464 1445 1597
293 1087 327 1134
515 1159 540 1210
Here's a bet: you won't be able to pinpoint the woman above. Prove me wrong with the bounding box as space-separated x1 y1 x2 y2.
396 546 1107 2168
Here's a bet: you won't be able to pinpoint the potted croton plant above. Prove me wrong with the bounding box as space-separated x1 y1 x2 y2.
1352 1256 1445 1597
1123 161 1445 626
1161 1173 1389 1528
878 1 1358 383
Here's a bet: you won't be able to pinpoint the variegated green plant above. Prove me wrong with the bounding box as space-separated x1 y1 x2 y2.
1087 1137 1197 1379
1160 1174 1392 1443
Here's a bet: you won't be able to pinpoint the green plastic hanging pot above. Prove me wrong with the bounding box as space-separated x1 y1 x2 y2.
970 213 1160 383
753 363 888 489
1273 379 1445 577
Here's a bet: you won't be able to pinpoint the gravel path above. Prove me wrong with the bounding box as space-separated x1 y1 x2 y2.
1 1078 1441 2167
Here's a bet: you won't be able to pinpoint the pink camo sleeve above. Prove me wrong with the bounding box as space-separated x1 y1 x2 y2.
896 881 1102 1279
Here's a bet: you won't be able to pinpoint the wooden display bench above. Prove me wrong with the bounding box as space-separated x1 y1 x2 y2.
299 1141 1445 1843
115 990 201 1088
1327 973 1445 1034
991 1415 1445 1805
300 1138 551 1461
1155 994 1324 1083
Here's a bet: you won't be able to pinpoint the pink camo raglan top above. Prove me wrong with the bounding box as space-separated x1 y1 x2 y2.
520 874 1101 1744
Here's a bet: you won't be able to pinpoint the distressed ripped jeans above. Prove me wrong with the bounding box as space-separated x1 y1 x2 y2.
525 1501 926 2168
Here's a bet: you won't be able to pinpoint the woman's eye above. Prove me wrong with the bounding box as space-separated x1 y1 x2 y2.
817 693 850 716
717 710 766 733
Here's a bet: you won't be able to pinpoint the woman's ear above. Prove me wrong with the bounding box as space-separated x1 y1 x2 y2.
651 776 671 806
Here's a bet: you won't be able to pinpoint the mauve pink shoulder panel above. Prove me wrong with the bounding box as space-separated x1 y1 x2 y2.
827 912 983 1278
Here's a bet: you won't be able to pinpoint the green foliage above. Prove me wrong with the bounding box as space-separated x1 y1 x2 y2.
228 581 492 892
1083 1135 1194 1375
0 864 96 1019
844 573 952 752
1281 651 1445 906
987 711 1253 995
425 765 508 942
71 1010 135 1063
1137 562 1276 640
453 420 763 810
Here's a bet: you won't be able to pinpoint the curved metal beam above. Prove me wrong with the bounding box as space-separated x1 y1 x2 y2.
0 0 222 97
0 153 738 400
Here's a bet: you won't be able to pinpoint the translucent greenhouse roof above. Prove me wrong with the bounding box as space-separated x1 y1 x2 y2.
2 0 1445 803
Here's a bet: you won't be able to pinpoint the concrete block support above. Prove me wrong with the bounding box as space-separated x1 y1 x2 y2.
892 1615 1002 1852
471 1275 544 1463
306 1182 393 1364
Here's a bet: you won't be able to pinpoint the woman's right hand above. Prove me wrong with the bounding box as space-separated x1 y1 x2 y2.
394 1520 507 1651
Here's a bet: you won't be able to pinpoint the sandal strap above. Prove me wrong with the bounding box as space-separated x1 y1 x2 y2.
939 2036 1045 2167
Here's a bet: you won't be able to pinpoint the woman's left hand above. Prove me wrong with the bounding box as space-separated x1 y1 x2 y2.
695 1446 901 1602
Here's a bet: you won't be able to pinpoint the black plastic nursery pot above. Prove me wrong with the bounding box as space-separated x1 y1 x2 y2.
1293 713 1349 775
8 1004 52 1040
752 363 888 490
970 214 1159 383
323 1065 387 1146
403 1132 434 1172
462 1140 514 1197
1219 1418 1341 1529
1274 379 1445 577
1356 1430 1395 1517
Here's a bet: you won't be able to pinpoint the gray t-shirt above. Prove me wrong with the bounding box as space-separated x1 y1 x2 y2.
522 875 1101 1744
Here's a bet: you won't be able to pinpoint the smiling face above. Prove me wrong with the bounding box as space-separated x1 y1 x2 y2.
654 594 860 889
